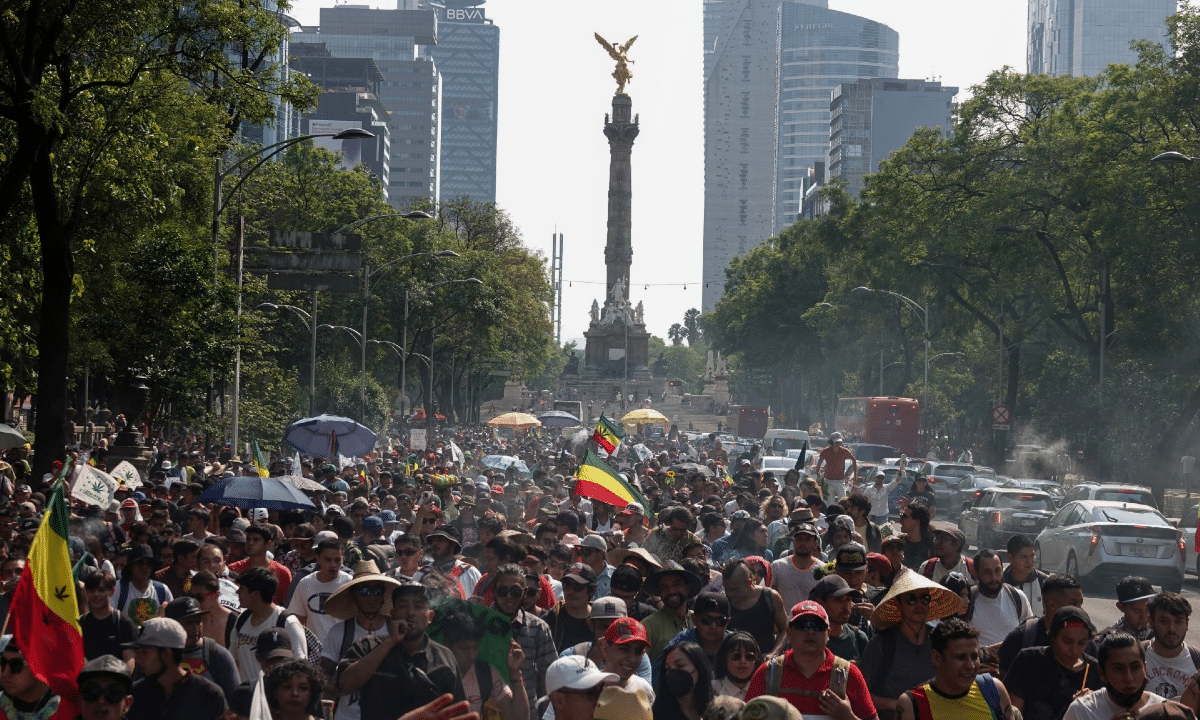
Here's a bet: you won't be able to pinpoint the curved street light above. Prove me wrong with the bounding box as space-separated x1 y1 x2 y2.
854 286 930 430
223 128 375 452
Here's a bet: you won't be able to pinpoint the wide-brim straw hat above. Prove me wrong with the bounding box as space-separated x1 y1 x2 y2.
869 567 963 628
607 546 662 572
323 560 402 620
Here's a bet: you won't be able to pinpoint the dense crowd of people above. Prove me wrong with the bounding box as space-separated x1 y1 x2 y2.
0 423 1194 720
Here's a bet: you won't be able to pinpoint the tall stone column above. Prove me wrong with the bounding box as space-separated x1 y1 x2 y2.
603 94 639 304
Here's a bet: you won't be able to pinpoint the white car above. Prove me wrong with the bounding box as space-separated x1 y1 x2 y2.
756 456 795 476
1179 504 1198 577
1035 500 1184 592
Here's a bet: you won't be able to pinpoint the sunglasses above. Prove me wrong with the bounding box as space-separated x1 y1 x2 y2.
563 580 590 592
79 683 127 704
696 615 729 627
789 619 828 633
729 651 758 661
188 591 215 602
0 656 25 674
397 548 420 557
903 593 933 606
494 585 526 599
422 518 439 525
355 585 387 597
559 686 605 701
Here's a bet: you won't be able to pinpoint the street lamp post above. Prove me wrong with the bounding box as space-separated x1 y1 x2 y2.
331 210 441 420
256 302 318 416
219 127 374 454
854 286 930 431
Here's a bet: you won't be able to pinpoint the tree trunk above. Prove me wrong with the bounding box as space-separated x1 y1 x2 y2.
29 142 72 479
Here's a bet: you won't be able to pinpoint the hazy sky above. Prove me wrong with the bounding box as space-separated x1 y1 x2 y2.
285 0 1027 344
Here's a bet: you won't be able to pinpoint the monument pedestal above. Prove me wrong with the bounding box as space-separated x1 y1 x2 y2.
582 320 651 382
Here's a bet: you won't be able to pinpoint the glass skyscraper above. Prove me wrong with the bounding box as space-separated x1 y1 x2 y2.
701 0 898 310
773 3 898 235
1028 0 1177 77
295 7 441 210
419 1 499 203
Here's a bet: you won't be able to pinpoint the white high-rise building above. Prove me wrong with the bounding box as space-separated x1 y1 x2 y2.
701 0 898 311
1028 0 1177 77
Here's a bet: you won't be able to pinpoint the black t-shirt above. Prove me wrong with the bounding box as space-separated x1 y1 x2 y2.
545 605 594 653
903 535 934 570
1003 646 1102 720
80 610 137 661
128 670 227 720
998 618 1049 675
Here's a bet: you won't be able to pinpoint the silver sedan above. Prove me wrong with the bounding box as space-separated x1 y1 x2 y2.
1035 500 1184 592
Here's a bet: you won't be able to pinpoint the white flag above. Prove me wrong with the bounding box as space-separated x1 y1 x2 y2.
71 465 117 507
109 460 142 489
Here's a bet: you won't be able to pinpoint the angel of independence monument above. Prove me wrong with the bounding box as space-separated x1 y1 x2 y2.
573 34 653 399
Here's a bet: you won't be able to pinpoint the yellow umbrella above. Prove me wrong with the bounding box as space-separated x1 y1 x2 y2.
486 412 543 431
620 408 669 424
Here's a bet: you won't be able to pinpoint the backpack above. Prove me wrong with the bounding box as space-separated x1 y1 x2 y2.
764 652 851 698
234 609 323 666
965 585 1024 622
908 674 1004 720
921 557 976 581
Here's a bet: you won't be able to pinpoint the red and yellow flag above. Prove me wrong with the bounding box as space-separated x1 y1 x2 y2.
576 450 649 515
10 473 84 717
592 415 625 454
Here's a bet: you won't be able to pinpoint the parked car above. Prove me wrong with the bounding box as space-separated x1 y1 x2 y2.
1035 500 1184 592
1001 478 1066 502
1179 504 1198 577
952 474 1008 510
922 462 978 511
757 456 795 478
959 488 1056 551
1062 483 1159 510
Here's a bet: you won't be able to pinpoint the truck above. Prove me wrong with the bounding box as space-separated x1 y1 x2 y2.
731 405 769 439
553 400 584 425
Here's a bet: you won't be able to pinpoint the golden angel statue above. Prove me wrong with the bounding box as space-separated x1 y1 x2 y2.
595 33 638 95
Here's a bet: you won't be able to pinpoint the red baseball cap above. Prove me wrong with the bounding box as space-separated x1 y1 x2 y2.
491 484 505 495
789 600 829 625
604 617 649 647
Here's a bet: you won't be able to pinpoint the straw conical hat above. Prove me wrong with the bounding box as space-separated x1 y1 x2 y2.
869 567 964 628
322 560 402 621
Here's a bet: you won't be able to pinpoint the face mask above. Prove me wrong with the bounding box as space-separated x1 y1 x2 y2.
1105 680 1146 709
664 668 695 697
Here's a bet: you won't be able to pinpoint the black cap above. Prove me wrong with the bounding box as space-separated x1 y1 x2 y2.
834 542 868 570
1116 576 1156 604
164 596 207 621
809 575 858 601
1048 606 1096 637
692 592 730 616
254 628 292 660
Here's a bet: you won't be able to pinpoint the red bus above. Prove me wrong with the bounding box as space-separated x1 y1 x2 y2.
835 396 920 456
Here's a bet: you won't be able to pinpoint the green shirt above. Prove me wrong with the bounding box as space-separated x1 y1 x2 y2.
643 606 693 663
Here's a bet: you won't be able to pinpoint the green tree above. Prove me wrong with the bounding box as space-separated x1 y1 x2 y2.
667 324 686 346
0 0 315 473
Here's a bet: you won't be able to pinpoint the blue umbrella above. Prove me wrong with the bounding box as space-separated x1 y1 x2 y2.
284 414 377 458
197 476 315 510
537 410 582 429
480 455 531 476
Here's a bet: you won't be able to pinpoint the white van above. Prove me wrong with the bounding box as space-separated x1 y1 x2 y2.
763 429 810 456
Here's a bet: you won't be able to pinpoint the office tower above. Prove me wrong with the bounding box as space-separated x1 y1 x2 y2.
240 4 301 146
292 48 393 201
294 7 441 210
773 4 898 235
701 0 898 311
1028 0 1177 77
828 78 957 198
418 1 499 203
702 0 813 312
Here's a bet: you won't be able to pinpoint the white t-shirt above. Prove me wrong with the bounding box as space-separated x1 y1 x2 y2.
116 578 173 624
287 571 351 644
771 557 819 609
971 586 1032 646
1063 689 1165 720
322 619 388 720
231 607 308 680
1145 644 1198 700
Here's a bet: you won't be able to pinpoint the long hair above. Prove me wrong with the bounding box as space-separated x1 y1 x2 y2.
713 631 760 681
653 642 715 720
